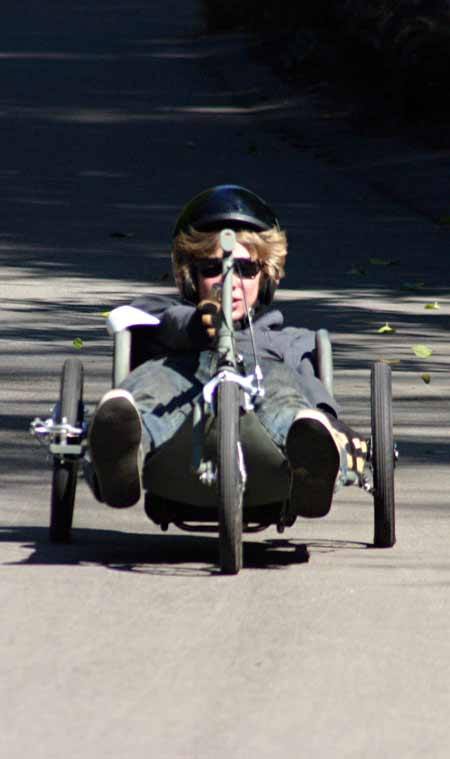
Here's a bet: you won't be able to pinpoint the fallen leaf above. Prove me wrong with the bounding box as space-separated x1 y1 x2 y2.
377 323 396 334
421 373 431 384
110 231 135 239
347 265 367 276
401 281 425 291
72 338 84 349
412 344 432 358
424 301 440 310
100 311 110 318
368 257 399 266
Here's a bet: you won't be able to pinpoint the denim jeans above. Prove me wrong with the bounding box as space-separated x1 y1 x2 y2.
122 351 314 454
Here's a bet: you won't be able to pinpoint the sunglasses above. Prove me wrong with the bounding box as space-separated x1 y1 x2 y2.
196 258 261 280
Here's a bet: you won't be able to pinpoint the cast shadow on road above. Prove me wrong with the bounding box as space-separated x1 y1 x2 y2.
0 525 368 576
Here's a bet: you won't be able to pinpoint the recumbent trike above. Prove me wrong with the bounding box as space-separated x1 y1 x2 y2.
31 229 396 574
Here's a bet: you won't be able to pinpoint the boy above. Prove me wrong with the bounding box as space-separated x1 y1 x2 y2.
88 184 366 516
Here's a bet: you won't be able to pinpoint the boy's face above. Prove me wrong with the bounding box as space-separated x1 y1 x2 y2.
196 240 262 321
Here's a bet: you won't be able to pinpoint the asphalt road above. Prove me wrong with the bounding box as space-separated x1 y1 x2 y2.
1 2 449 757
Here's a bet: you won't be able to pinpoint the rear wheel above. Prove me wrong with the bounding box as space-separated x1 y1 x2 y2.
50 358 84 543
371 362 395 548
217 381 243 574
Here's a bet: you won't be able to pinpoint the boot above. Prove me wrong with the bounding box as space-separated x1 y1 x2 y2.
88 389 143 508
285 409 367 518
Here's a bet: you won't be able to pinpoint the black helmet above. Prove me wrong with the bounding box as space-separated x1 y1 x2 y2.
173 184 279 237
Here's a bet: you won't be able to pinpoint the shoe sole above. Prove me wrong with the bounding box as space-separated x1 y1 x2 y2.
286 417 339 518
89 396 142 508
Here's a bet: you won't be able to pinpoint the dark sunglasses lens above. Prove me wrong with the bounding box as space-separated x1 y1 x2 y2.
197 260 222 278
234 259 260 278
197 258 260 279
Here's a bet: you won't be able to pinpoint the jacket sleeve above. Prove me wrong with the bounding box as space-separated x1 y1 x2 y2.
129 293 209 352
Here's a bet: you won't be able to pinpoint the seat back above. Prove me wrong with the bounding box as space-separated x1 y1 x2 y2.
113 325 334 393
112 325 160 387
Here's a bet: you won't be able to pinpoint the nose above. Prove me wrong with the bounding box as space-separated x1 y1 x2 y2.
232 274 243 291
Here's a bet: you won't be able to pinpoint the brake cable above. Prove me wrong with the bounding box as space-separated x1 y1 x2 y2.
238 266 264 397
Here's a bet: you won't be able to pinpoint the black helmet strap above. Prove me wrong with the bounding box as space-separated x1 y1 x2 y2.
258 275 277 306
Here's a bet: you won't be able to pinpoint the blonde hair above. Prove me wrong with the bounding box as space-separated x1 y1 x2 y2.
172 227 287 299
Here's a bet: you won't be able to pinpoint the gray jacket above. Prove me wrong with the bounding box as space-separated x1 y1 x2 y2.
131 293 340 416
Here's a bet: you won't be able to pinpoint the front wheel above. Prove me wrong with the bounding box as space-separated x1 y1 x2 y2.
217 381 244 574
371 362 395 548
50 358 84 543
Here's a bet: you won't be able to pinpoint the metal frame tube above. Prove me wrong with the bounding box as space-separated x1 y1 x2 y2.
216 229 237 368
